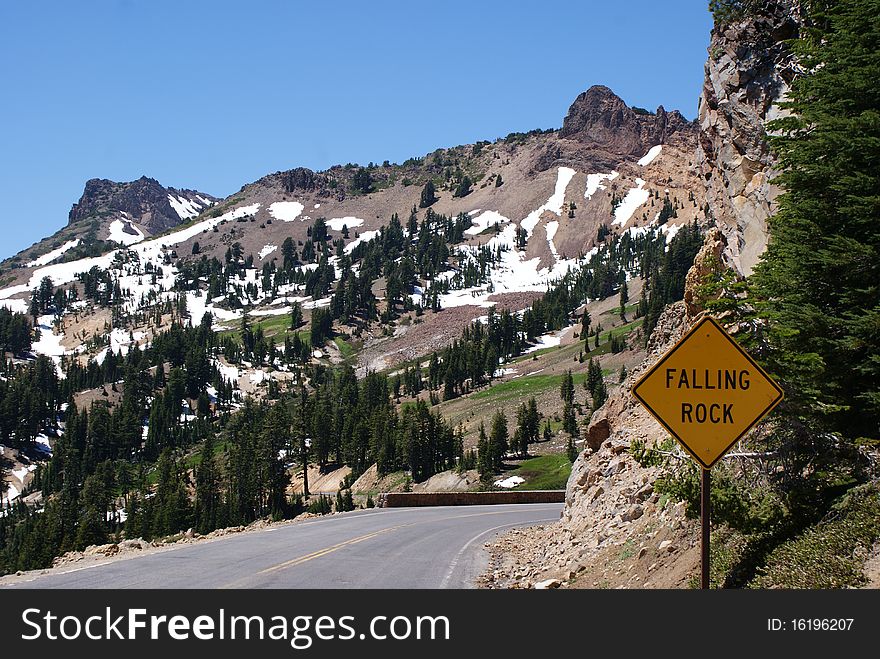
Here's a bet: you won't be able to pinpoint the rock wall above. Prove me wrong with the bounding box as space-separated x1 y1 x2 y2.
697 0 803 276
68 176 216 233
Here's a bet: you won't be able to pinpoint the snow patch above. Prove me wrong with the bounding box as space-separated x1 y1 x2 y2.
661 223 682 244
521 167 577 237
545 220 560 260
35 434 52 455
584 171 619 200
215 360 239 383
493 476 525 489
637 145 662 167
465 210 510 236
269 201 305 222
32 314 66 372
0 297 28 314
167 194 203 220
344 230 379 255
524 329 563 353
108 219 145 245
612 178 650 227
259 244 277 260
326 216 364 232
26 239 81 267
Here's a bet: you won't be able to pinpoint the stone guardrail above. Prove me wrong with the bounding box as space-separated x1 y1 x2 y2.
378 490 566 508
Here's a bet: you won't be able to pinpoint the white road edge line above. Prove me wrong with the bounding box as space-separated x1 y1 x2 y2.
439 516 560 589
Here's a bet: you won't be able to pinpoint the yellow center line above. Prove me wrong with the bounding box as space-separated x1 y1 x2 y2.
257 524 405 575
223 505 561 585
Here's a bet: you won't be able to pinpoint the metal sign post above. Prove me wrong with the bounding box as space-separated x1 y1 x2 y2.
701 468 710 589
632 316 783 589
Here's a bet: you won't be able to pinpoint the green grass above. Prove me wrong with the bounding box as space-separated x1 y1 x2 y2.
511 346 558 362
218 314 305 341
143 440 229 486
601 302 639 317
511 454 572 490
334 336 356 360
469 372 588 404
583 318 644 357
183 440 229 471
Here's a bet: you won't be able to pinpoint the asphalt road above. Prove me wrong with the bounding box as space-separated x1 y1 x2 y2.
2 503 562 589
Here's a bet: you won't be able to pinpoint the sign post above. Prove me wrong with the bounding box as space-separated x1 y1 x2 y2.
632 316 783 588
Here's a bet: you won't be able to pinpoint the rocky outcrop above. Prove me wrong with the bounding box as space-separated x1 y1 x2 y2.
278 167 325 193
697 1 804 276
68 176 216 233
683 227 728 319
560 85 697 159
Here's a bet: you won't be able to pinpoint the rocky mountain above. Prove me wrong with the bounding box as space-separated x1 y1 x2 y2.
1 176 217 272
68 175 218 235
559 85 696 162
0 84 703 345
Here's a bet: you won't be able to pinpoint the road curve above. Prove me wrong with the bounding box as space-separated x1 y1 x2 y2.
1 504 562 589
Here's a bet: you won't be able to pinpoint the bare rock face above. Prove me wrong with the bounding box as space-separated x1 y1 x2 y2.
68 176 216 233
561 301 688 536
586 411 610 451
560 85 696 159
683 227 728 320
697 1 803 276
278 167 325 193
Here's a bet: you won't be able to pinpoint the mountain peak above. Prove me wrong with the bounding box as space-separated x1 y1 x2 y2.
68 176 217 234
559 85 694 158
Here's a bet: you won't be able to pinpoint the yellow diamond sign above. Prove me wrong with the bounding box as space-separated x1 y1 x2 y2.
632 316 784 469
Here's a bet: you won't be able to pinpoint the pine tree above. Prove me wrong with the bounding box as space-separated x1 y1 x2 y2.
453 176 472 198
419 180 437 208
489 410 508 469
289 302 303 330
560 370 575 406
152 448 191 538
194 436 220 534
476 422 493 481
753 0 880 438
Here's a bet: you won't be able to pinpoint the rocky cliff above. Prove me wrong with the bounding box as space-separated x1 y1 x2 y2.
561 85 695 157
68 176 217 234
697 0 803 276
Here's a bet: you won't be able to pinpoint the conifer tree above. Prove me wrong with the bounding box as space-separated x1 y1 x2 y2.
419 180 437 208
753 0 880 438
489 410 508 470
580 310 591 343
560 370 575 406
194 435 220 534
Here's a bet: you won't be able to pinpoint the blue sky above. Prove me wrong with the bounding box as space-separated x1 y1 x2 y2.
0 1 712 257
